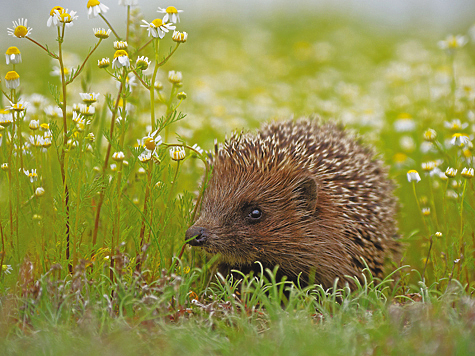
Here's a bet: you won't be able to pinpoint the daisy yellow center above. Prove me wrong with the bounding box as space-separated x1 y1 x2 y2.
397 112 412 119
144 138 156 151
151 19 164 28
5 71 20 81
14 26 28 38
452 133 465 138
407 169 418 174
166 6 178 13
114 50 128 59
50 6 64 16
40 123 50 130
393 153 407 163
87 0 101 8
60 13 73 22
448 38 458 48
6 47 20 55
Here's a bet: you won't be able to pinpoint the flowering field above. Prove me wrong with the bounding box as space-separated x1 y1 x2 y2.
1 1 475 354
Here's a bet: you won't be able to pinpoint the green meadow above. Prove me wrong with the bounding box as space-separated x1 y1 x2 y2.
1 2 475 355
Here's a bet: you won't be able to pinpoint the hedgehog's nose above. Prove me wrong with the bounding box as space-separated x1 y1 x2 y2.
186 226 208 246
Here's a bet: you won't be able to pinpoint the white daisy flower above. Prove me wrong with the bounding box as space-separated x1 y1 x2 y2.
407 170 421 183
141 19 176 39
5 46 21 65
157 6 183 23
87 0 109 19
112 50 130 69
450 133 471 147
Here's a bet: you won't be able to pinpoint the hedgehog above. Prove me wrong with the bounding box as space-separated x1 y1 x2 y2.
185 119 398 288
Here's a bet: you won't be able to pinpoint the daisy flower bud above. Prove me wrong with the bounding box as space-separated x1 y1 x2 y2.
94 28 111 39
177 92 187 100
172 31 188 43
137 167 146 175
0 110 13 127
59 10 78 27
5 47 21 65
141 19 175 39
35 187 45 197
87 0 109 19
435 232 443 238
169 146 186 161
112 50 130 69
114 41 128 50
5 71 20 89
461 167 474 179
78 104 95 116
29 120 39 130
168 70 182 84
138 151 152 163
98 58 110 68
135 56 151 70
79 92 100 105
407 169 421 183
421 207 430 216
1 163 8 171
7 18 32 38
445 167 457 178
421 161 436 172
423 128 437 142
112 151 125 162
24 169 38 183
154 81 163 91
157 6 183 24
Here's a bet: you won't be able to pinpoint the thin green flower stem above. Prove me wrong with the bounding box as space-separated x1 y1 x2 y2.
164 86 178 142
132 39 153 57
111 73 128 280
138 161 153 252
6 124 15 251
99 13 121 40
131 68 150 90
57 24 71 272
16 112 23 170
66 39 103 85
412 182 430 235
160 160 181 233
91 82 123 249
449 54 456 116
0 220 5 278
442 179 449 231
25 36 58 59
73 133 86 268
150 39 161 131
422 235 433 282
458 179 468 249
0 89 12 102
10 91 20 259
156 43 180 67
161 143 210 222
126 6 130 43
428 176 440 232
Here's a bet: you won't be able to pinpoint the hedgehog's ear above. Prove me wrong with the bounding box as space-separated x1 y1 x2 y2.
294 177 318 212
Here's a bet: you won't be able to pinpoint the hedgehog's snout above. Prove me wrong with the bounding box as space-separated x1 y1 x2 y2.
185 225 209 246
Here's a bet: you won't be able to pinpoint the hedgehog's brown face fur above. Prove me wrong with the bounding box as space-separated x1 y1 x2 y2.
186 120 398 287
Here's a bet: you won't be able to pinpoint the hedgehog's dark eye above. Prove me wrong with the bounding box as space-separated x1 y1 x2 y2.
248 209 262 220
